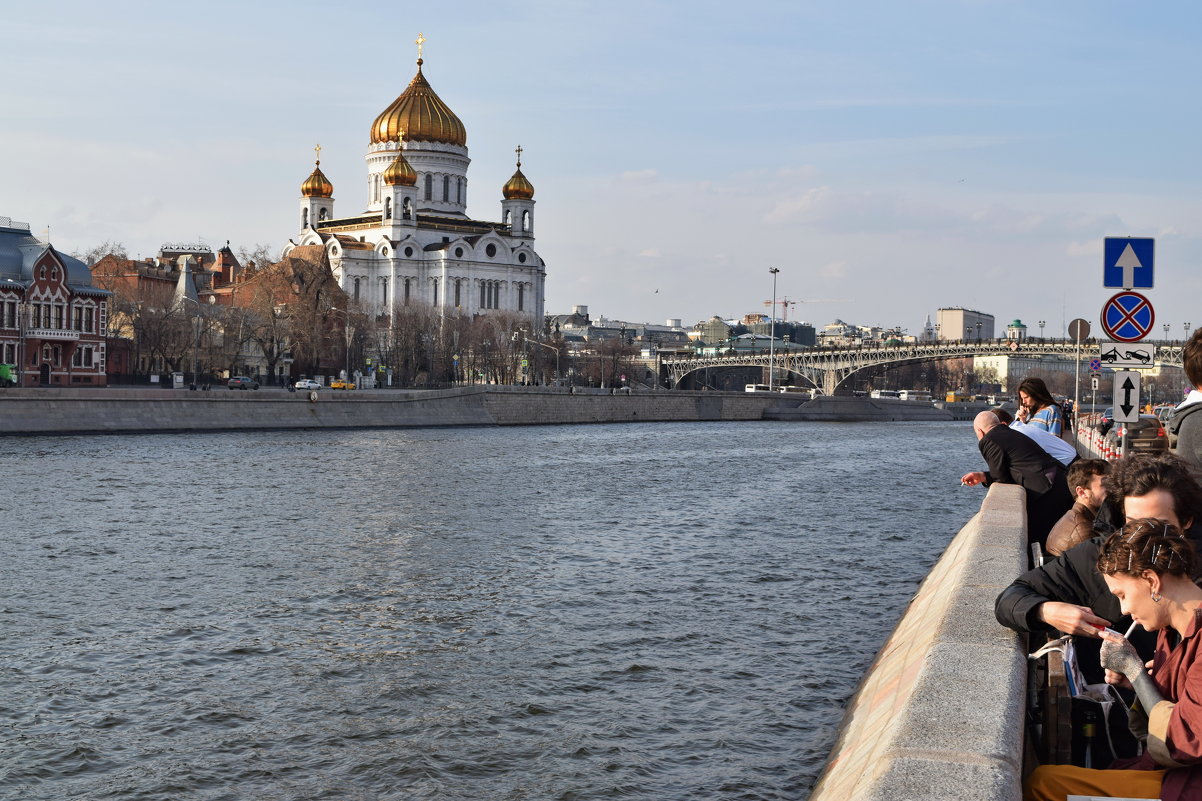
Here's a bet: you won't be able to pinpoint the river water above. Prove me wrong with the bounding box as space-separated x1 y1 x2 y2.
1 420 982 800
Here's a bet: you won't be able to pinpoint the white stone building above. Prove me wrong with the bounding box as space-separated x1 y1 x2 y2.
284 45 545 323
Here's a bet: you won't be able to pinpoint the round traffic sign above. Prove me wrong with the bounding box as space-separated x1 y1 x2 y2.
1068 318 1090 341
1100 291 1155 343
1089 358 1101 371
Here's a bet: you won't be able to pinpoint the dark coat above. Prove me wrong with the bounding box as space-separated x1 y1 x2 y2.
979 424 1059 493
979 424 1074 545
1169 402 1202 474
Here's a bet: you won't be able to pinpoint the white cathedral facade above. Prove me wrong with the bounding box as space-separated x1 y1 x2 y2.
283 46 545 323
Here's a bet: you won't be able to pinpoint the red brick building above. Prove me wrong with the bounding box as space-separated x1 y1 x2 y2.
1 216 112 387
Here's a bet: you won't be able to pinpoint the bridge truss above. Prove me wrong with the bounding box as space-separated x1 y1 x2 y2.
662 340 1184 395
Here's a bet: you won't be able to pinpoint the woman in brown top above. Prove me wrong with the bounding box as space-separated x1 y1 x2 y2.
1025 518 1202 801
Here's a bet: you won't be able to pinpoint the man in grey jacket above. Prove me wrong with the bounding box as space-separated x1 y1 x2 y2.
1169 326 1202 472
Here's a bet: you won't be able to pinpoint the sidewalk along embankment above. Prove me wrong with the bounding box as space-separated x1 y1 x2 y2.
807 483 1028 801
0 386 785 435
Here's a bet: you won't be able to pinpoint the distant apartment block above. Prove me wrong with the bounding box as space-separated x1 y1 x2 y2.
937 307 995 341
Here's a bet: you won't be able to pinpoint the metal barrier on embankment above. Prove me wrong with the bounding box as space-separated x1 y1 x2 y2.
0 386 784 435
807 484 1028 801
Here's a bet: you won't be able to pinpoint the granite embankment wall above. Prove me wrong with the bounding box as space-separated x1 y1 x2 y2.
808 484 1028 801
0 386 784 435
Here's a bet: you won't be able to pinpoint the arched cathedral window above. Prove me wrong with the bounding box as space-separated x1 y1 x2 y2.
442 175 449 202
384 197 392 219
402 198 412 220
303 208 309 228
424 174 432 201
521 210 530 232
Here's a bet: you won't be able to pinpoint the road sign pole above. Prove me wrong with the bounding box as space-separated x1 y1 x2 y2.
1068 318 1090 435
1074 336 1081 434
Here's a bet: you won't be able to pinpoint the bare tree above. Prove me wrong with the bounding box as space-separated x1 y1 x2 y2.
74 241 128 266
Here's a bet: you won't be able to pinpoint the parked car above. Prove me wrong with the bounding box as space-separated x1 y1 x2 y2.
1154 404 1177 424
294 379 322 391
329 379 356 390
227 376 260 390
1104 413 1168 453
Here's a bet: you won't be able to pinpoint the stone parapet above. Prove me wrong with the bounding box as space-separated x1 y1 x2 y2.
807 483 1027 801
0 386 781 435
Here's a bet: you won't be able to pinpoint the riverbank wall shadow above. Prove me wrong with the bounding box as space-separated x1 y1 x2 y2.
808 483 1027 801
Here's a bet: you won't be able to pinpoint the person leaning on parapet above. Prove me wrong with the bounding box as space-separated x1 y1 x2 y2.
995 454 1202 642
1015 376 1067 436
993 406 1079 468
1044 459 1110 557
1169 326 1202 471
1024 518 1202 801
960 410 1074 546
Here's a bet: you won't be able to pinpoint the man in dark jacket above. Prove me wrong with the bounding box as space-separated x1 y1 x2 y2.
994 453 1202 679
961 410 1073 546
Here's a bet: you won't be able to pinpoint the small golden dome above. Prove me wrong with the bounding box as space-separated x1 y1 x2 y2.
301 160 333 198
503 167 534 200
383 149 417 186
370 62 466 147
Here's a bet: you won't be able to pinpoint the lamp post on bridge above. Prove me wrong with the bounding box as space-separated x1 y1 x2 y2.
1187 322 1193 342
1165 324 1171 342
976 321 983 343
1038 320 1046 339
768 267 780 392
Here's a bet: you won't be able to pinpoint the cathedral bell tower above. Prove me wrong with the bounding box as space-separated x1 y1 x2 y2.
299 145 334 232
500 146 535 239
382 133 419 239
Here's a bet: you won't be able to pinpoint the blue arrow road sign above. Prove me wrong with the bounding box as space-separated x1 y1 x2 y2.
1104 237 1154 289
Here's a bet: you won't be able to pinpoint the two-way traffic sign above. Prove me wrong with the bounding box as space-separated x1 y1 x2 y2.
1104 237 1155 289
1112 371 1142 424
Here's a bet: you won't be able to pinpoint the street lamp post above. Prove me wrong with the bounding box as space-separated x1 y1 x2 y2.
768 268 780 391
1038 320 1046 339
966 326 972 343
1187 322 1194 341
976 321 983 342
1165 324 1171 342
513 329 560 385
326 307 353 388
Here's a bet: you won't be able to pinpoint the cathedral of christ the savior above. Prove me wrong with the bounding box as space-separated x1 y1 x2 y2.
283 36 545 324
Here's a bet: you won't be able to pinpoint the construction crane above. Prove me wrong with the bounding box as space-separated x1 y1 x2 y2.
763 298 797 321
763 296 850 322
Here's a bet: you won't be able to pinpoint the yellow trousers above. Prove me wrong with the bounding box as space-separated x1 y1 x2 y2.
1024 764 1166 800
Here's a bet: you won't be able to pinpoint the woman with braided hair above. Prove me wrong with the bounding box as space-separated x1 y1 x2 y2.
1025 518 1202 800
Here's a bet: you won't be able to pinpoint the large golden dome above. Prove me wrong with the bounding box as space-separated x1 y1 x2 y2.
503 167 534 200
370 61 466 147
301 160 334 198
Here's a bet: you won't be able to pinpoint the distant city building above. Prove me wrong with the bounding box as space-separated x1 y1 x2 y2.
0 216 111 386
937 307 995 341
284 43 545 324
974 354 1075 390
550 305 690 347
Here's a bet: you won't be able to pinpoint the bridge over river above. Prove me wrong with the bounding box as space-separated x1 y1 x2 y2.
662 339 1184 395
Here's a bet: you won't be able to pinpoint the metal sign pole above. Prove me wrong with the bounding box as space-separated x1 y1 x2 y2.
1074 335 1081 434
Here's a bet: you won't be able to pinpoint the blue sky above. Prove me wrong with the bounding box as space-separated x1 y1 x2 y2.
5 0 1201 337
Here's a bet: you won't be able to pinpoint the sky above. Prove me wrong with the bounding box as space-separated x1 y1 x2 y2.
5 0 1202 338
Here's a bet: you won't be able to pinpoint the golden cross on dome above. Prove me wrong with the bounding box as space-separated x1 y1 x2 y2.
314 143 322 164
515 144 523 167
415 33 426 61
